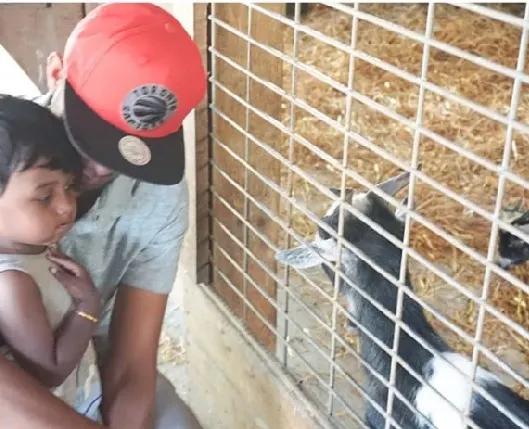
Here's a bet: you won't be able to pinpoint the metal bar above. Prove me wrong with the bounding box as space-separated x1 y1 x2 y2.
246 3 529 134
241 5 252 324
209 154 529 427
205 1 215 286
209 78 529 299
320 2 529 84
208 5 529 428
210 101 529 344
210 188 515 429
208 64 529 252
209 13 529 194
277 0 303 369
211 214 435 429
211 186 528 429
385 4 437 428
464 3 529 424
211 241 381 429
327 2 360 417
454 3 528 29
210 136 529 394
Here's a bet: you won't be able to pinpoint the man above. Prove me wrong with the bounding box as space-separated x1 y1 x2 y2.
0 3 206 428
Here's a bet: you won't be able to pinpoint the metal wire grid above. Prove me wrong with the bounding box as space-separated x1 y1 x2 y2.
207 3 529 429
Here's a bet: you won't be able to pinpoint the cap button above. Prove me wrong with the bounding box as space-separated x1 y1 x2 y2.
138 56 148 65
165 22 176 33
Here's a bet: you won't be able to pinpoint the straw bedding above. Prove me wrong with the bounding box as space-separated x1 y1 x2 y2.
278 3 529 397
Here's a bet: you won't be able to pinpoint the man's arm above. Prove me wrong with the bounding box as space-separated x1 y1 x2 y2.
99 285 167 429
100 183 189 429
0 352 103 429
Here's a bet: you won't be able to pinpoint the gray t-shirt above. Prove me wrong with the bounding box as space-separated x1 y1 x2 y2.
59 175 189 342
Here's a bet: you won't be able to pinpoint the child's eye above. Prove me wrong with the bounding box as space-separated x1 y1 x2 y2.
37 194 52 205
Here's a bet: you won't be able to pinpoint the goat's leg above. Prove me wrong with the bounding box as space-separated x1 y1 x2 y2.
345 316 358 335
343 294 359 335
365 404 385 429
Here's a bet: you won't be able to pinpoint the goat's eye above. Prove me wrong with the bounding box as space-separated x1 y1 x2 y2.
318 229 330 240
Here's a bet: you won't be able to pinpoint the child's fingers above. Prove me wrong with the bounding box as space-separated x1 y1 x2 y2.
49 264 77 288
47 245 67 259
47 254 82 276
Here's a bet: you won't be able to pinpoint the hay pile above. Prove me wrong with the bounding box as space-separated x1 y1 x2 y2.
279 3 529 396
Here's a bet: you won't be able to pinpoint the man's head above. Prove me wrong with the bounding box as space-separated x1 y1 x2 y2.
0 95 81 247
46 3 207 191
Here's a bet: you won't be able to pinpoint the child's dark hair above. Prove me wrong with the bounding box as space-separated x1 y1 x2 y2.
0 94 82 193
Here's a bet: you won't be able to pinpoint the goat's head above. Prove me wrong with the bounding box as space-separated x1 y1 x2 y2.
497 199 529 269
275 169 415 270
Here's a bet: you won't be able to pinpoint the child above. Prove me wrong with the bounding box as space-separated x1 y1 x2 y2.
0 94 101 417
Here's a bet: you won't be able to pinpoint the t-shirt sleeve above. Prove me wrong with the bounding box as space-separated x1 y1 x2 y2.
121 183 189 295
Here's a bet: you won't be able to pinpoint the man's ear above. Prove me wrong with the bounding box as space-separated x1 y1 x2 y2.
46 52 64 91
275 238 338 269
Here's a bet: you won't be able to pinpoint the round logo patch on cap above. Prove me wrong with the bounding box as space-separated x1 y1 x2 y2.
118 136 152 166
121 84 178 132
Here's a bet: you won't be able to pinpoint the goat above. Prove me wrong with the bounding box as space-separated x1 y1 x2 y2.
275 171 529 429
496 200 529 270
285 3 311 19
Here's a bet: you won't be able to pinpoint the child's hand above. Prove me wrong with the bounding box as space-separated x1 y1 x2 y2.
46 247 101 315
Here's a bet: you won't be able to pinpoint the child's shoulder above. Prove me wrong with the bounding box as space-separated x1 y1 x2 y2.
0 253 45 287
0 253 29 273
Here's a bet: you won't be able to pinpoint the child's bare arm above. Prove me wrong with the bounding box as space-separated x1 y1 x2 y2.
0 263 100 388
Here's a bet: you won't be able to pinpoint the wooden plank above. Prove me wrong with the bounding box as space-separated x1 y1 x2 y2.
194 2 212 288
185 283 332 429
195 109 209 150
0 3 85 92
82 3 101 15
210 3 284 352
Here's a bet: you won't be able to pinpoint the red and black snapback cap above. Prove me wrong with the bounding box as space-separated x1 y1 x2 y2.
62 3 207 185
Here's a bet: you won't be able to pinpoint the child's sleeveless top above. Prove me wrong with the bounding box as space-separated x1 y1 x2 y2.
0 251 100 409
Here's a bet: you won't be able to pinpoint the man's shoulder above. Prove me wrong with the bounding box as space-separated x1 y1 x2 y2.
133 176 188 205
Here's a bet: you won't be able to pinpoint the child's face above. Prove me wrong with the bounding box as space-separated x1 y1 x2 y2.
0 160 77 247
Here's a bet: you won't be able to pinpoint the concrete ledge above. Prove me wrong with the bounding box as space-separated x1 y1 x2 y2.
184 282 334 429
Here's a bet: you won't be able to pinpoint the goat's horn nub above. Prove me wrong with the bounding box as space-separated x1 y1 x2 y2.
375 170 412 196
375 163 422 197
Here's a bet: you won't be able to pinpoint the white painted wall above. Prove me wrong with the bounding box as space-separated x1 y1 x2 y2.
0 44 41 97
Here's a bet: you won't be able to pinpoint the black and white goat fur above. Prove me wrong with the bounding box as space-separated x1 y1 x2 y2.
276 171 529 429
496 199 529 270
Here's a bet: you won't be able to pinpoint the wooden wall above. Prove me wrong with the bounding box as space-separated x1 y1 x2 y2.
0 3 88 92
194 4 212 287
205 3 286 353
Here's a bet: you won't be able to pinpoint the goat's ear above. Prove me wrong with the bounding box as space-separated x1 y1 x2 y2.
329 187 355 199
275 238 338 269
329 187 341 197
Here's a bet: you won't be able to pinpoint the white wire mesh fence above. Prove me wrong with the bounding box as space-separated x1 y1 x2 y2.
207 3 529 429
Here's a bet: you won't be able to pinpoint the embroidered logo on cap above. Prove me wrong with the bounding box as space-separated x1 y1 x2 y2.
118 135 152 166
121 84 178 131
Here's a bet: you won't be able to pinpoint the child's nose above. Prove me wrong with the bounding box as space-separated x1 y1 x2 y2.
56 197 75 219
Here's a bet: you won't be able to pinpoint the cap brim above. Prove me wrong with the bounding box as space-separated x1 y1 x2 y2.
63 80 185 185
